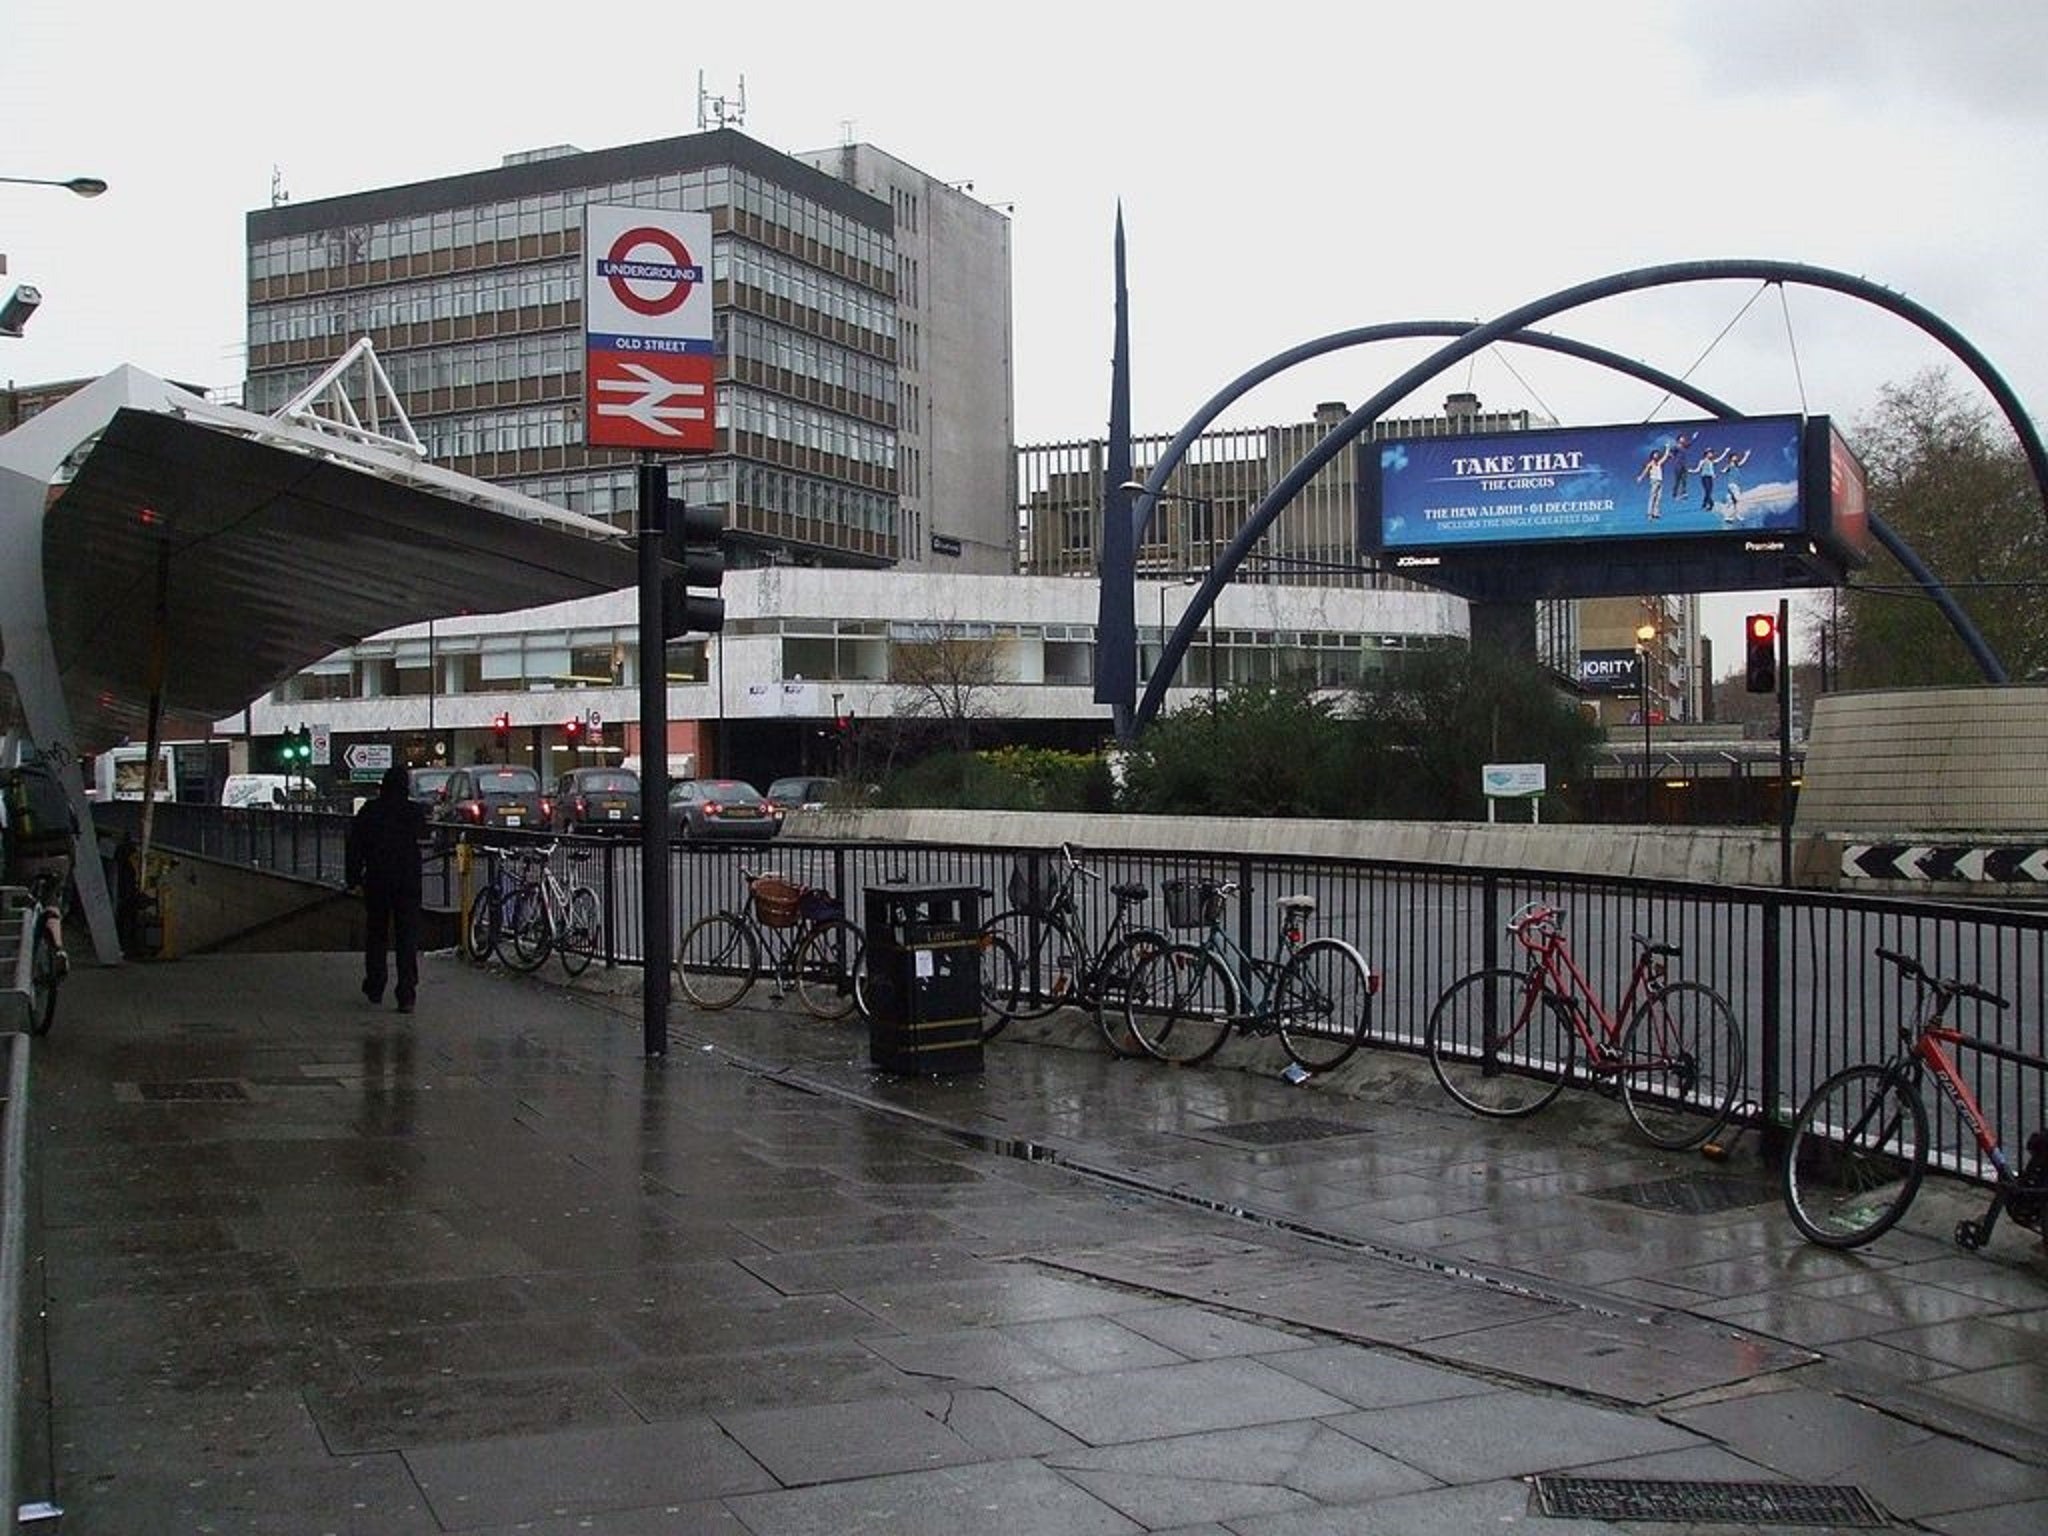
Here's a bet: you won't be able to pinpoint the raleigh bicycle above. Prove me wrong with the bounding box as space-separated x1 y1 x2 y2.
1425 902 1744 1150
1782 947 2048 1251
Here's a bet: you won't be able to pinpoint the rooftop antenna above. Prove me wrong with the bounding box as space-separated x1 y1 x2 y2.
270 166 289 207
697 71 747 131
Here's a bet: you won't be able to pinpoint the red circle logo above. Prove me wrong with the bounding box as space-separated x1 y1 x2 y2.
603 227 697 317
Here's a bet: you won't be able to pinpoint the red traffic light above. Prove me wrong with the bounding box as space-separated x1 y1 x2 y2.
564 718 584 742
1744 612 1779 693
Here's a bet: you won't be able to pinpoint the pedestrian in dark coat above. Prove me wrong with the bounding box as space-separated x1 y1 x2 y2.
346 764 426 1011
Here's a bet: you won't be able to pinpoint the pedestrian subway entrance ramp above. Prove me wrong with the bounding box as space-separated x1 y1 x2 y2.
1533 1475 1887 1526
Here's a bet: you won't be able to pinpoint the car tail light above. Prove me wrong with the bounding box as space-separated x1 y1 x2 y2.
463 802 483 822
541 797 555 819
703 801 722 817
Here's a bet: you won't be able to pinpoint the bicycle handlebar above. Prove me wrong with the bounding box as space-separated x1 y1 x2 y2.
1875 946 2009 1010
1507 902 1561 935
1057 842 1101 881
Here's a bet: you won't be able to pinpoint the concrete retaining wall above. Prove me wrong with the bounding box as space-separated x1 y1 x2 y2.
785 807 1807 889
146 855 458 959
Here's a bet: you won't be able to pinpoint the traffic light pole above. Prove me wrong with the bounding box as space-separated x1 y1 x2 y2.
637 457 671 1057
1777 596 1793 888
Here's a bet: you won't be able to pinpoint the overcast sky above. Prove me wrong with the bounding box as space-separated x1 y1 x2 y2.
6 0 2044 667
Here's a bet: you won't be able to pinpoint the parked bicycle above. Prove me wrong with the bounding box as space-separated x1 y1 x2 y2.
464 846 524 966
23 865 68 1036
978 844 1171 1053
470 842 602 976
677 866 865 1020
1121 876 1376 1073
1782 947 2048 1251
1425 902 1744 1150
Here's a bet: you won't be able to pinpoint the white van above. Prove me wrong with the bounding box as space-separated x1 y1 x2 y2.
220 774 296 810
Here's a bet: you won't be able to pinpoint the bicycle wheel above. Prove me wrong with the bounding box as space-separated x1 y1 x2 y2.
465 885 502 965
1782 1064 1928 1248
676 912 760 1009
792 918 865 1020
556 887 602 978
1092 928 1171 1059
1275 937 1373 1074
1125 944 1236 1066
28 922 60 1037
980 911 1077 1028
1427 967 1576 1117
1618 980 1745 1150
505 886 553 972
977 927 1023 1040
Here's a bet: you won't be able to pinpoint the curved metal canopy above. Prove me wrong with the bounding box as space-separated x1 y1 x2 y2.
0 362 641 965
3 365 638 751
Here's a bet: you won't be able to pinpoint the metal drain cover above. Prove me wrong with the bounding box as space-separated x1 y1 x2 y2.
1533 1476 1886 1526
130 1080 252 1103
1206 1115 1369 1146
1583 1172 1779 1216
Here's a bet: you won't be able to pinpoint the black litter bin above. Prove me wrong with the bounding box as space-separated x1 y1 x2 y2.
863 882 983 1075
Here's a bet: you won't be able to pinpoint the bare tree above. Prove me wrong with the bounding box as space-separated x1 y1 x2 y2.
889 623 1003 755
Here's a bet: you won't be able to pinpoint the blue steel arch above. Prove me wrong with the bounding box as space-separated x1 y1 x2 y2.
1130 259 2045 734
1118 322 2005 721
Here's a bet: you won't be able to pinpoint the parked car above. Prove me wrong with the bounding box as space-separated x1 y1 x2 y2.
553 767 641 835
407 766 458 809
668 778 777 842
435 765 549 836
764 776 837 831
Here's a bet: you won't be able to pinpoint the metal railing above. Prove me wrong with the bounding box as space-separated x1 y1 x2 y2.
117 805 2048 1187
1 1034 31 1526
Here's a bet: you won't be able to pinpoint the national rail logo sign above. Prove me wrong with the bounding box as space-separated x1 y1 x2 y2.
583 205 716 452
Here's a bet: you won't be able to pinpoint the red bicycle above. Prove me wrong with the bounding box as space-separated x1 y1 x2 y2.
1782 947 2048 1251
1425 902 1745 1150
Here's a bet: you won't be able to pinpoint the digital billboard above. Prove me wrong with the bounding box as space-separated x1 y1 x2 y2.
1368 415 1806 553
1577 649 1644 695
1824 421 1871 562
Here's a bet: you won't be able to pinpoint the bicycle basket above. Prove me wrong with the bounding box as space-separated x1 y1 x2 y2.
751 875 805 929
1007 851 1064 915
1162 877 1223 929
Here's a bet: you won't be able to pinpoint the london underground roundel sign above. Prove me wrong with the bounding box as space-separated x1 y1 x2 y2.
583 205 716 451
602 225 699 316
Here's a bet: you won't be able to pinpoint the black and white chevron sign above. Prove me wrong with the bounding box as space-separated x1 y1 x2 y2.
1842 845 2048 882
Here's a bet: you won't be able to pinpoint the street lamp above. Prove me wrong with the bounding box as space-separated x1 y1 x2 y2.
0 174 108 198
1635 623 1657 823
1121 481 1219 709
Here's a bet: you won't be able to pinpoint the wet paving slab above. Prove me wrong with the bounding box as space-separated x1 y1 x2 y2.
19 950 2048 1532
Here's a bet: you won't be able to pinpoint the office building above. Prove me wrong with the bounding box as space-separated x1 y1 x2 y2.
1018 393 1580 675
244 128 1015 576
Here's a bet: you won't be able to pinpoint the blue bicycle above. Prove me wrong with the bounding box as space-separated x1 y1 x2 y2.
1122 876 1377 1073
